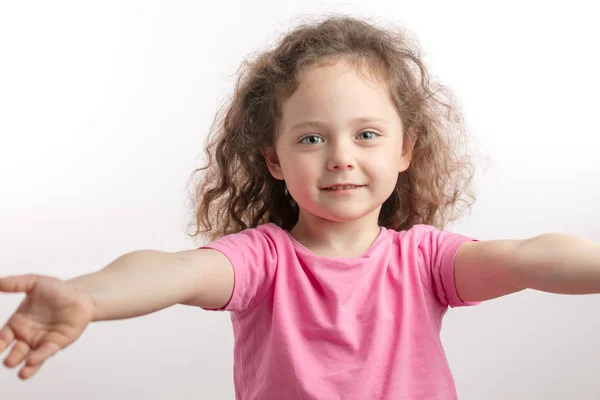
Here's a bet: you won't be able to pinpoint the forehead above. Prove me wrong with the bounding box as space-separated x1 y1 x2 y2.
279 60 400 128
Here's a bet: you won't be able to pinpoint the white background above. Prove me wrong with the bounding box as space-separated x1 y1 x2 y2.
1 1 599 399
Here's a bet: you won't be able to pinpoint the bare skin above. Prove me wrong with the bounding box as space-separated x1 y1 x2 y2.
0 275 94 379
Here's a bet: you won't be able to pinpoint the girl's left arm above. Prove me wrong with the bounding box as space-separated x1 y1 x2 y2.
454 233 600 302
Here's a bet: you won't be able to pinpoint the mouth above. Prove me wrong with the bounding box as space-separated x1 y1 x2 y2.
320 184 365 191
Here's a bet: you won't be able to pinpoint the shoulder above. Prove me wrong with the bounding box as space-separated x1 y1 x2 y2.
201 222 288 255
385 224 440 246
198 223 287 312
391 223 471 242
385 224 475 261
388 225 479 308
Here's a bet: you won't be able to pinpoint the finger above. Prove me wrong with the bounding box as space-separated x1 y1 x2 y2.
0 275 39 294
0 325 15 353
19 360 44 380
3 340 30 368
26 341 60 366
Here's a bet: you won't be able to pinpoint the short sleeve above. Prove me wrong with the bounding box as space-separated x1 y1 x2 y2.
414 225 481 308
200 227 278 312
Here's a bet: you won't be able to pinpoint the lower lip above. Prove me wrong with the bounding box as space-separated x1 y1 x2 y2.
321 186 365 195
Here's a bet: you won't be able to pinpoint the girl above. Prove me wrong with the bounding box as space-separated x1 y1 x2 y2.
1 15 599 400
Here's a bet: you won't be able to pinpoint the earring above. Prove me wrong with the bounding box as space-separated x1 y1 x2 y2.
283 185 296 207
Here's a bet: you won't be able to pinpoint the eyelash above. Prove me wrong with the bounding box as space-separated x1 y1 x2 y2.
299 130 380 144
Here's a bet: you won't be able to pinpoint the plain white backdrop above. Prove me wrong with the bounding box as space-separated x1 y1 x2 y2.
1 1 599 399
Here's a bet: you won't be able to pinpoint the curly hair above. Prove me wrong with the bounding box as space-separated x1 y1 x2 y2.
187 14 475 242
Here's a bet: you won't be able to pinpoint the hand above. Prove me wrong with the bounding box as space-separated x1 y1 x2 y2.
0 274 95 380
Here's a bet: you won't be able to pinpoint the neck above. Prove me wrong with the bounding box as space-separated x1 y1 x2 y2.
289 208 382 258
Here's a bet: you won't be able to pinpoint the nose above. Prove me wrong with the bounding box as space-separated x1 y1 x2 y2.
327 140 355 171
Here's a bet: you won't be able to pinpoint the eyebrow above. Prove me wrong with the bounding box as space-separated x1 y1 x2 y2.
288 117 389 131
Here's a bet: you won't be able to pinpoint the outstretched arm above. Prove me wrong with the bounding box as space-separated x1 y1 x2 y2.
68 248 234 321
454 233 600 302
0 248 233 379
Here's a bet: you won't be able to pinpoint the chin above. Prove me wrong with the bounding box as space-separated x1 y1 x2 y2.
320 208 378 223
297 200 381 223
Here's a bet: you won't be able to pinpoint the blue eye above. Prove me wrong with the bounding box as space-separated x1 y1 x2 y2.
358 130 378 140
300 135 324 144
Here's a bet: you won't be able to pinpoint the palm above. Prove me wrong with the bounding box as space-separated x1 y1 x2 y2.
0 275 94 379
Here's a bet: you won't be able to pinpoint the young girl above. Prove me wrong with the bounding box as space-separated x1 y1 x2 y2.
1 15 599 400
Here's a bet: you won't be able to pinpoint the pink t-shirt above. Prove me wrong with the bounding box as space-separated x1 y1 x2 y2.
201 222 479 399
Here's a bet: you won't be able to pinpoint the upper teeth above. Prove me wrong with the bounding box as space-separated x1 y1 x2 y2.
328 185 356 190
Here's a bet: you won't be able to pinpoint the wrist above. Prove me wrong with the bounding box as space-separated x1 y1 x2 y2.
68 279 99 322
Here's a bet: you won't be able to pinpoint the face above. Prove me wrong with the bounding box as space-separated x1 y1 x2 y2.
265 59 411 225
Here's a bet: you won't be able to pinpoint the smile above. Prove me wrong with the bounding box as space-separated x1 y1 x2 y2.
323 185 362 190
320 184 367 193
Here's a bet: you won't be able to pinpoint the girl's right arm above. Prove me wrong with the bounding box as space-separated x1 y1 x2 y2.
0 248 234 379
69 248 234 321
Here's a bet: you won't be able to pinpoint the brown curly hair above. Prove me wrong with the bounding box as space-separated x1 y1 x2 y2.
187 14 475 242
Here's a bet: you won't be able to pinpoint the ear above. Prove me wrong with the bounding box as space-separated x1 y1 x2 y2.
262 147 285 180
398 126 416 173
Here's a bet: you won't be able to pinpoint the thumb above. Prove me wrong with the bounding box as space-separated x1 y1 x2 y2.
0 275 40 294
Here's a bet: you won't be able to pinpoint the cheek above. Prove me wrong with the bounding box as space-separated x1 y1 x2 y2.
282 150 317 169
279 152 319 182
366 147 404 184
370 147 400 169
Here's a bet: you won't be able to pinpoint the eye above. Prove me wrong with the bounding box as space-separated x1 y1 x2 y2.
299 135 324 144
357 130 379 140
